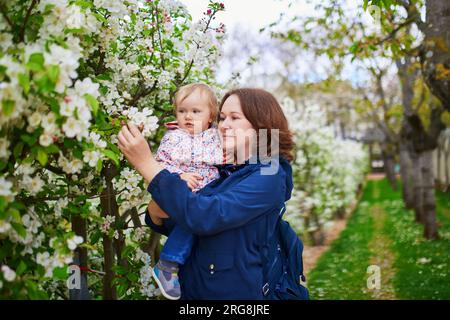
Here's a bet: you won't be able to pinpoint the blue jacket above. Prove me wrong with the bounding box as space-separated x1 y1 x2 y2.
145 157 293 300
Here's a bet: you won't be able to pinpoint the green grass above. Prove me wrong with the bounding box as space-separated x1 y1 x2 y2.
307 182 375 299
383 187 450 299
307 178 450 300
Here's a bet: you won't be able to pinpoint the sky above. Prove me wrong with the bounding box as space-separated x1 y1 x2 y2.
178 0 375 88
180 0 310 30
179 0 319 87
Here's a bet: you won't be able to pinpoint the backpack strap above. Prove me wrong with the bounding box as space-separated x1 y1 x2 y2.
260 205 286 297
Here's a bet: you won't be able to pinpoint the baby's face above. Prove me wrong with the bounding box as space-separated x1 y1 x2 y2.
176 89 212 134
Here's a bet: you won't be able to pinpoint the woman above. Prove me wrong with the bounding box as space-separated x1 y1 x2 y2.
118 88 296 299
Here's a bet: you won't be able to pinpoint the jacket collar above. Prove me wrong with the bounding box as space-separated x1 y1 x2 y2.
215 155 261 178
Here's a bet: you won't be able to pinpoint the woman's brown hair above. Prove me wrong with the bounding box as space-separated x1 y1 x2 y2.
219 88 294 162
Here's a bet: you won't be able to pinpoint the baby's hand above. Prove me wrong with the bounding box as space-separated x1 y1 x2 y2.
180 172 203 191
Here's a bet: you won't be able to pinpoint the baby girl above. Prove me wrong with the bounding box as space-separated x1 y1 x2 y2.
150 83 223 300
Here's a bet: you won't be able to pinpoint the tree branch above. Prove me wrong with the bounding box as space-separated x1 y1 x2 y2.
19 0 39 42
0 2 13 29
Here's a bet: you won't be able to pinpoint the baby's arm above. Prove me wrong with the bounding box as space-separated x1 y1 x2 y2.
179 172 203 191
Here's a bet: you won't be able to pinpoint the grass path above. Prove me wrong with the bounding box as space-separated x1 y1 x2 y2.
367 204 396 299
306 178 450 300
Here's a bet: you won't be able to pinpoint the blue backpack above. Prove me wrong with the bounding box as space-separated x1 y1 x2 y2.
260 206 309 300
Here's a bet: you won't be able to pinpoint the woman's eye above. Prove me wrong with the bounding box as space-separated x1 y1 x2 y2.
219 116 225 121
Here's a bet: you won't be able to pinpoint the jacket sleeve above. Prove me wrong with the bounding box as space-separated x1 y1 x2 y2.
147 168 285 236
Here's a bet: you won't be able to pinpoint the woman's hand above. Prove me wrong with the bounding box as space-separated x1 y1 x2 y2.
148 200 169 225
180 172 203 191
117 123 162 185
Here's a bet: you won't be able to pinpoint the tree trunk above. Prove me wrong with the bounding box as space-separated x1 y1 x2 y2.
436 138 442 188
143 231 161 267
399 139 415 209
130 207 142 228
423 0 450 112
381 142 398 190
99 163 119 300
305 208 325 246
411 150 424 223
421 150 439 239
445 135 450 191
69 216 91 300
335 206 346 220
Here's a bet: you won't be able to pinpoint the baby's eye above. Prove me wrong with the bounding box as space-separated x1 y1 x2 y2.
193 110 200 113
178 110 185 113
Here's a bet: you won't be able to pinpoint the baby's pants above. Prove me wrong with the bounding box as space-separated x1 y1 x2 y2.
160 225 194 265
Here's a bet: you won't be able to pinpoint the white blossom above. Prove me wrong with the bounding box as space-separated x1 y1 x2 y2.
1 265 16 282
67 235 83 250
83 150 101 167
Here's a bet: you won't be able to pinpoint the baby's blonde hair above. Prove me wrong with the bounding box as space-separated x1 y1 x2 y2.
174 83 218 124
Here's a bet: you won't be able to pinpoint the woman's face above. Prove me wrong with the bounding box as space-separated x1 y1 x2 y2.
218 94 255 162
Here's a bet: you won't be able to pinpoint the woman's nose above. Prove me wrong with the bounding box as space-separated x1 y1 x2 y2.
219 117 231 129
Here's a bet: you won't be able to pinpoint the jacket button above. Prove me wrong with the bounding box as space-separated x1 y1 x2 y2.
209 264 215 270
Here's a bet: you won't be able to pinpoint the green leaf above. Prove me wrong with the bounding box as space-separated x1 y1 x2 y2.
0 160 6 171
13 142 24 159
26 279 49 299
121 245 133 258
74 0 93 8
113 265 127 275
107 143 120 155
127 272 138 282
65 28 84 34
84 94 99 117
21 133 37 146
35 75 55 94
16 260 27 276
8 208 21 223
10 201 26 211
102 149 119 166
2 99 15 116
47 65 60 83
92 12 107 23
27 53 45 71
363 0 369 10
96 74 111 81
349 41 359 54
46 97 60 115
45 144 59 154
11 222 27 238
72 146 83 160
96 158 103 173
90 230 102 245
37 148 48 166
0 241 12 260
18 73 31 95
0 202 6 220
53 266 68 280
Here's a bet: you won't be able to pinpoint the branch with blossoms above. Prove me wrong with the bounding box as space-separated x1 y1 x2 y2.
0 0 226 300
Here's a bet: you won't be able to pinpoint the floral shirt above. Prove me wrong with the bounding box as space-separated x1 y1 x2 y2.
155 122 224 191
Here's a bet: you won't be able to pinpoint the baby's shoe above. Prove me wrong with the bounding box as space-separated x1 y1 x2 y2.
151 260 181 300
